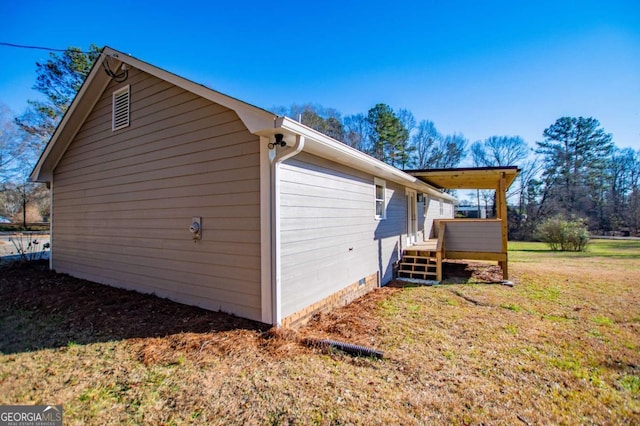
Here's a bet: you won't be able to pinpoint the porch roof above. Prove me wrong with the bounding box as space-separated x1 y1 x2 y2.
405 166 520 281
405 166 519 190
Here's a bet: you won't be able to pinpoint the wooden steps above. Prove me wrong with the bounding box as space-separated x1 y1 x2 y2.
398 249 441 281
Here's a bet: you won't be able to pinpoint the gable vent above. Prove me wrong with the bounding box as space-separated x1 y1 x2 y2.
112 85 130 131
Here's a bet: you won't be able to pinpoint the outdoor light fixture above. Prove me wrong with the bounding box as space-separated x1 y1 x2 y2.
268 134 287 149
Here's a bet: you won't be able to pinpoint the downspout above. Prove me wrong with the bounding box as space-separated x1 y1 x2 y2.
48 180 53 270
270 134 305 326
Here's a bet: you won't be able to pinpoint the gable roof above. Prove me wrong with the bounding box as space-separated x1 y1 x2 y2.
31 46 454 201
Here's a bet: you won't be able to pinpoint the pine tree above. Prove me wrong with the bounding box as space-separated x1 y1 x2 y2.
537 116 613 223
366 103 408 166
16 45 102 149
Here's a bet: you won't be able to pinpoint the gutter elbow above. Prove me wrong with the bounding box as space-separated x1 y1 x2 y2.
274 134 305 164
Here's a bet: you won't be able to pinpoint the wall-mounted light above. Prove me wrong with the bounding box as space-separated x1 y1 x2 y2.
268 134 287 149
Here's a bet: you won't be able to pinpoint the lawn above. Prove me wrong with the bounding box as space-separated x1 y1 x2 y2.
1 239 638 425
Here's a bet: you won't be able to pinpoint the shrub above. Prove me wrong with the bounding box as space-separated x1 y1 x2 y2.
7 233 51 263
535 216 590 252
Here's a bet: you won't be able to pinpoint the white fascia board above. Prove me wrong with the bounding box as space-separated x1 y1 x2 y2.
269 117 456 202
30 50 113 182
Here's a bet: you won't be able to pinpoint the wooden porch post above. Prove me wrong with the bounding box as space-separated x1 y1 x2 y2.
497 173 509 279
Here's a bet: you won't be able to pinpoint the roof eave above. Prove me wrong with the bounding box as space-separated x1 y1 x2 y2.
101 48 276 133
30 46 277 183
257 117 456 201
30 46 454 202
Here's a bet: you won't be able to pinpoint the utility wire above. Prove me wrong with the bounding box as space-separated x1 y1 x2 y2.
0 42 95 54
2 41 127 82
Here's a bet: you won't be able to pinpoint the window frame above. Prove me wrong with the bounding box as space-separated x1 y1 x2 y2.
423 194 429 217
374 177 386 220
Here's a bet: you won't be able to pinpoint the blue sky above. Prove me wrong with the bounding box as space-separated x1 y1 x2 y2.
1 0 639 155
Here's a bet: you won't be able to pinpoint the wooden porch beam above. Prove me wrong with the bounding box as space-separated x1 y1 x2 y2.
497 173 509 279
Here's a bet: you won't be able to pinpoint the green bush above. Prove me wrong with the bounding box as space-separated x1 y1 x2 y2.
535 216 590 252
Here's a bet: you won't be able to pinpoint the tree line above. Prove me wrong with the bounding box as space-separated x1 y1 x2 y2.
272 103 467 170
274 102 639 237
1 45 638 238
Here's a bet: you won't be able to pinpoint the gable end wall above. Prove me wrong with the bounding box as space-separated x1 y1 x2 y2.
51 68 263 321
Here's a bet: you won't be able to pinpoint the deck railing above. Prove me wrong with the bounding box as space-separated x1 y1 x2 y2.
432 218 508 279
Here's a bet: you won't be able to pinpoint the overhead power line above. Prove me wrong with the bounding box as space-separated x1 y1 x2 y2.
0 42 94 54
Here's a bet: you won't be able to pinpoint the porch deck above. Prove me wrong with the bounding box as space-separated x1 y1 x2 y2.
399 219 509 282
409 240 438 252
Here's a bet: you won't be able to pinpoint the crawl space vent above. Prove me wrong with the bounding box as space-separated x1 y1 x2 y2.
112 85 130 131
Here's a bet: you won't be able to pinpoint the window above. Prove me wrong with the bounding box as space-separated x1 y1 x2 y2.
374 178 386 220
439 199 444 216
112 85 130 131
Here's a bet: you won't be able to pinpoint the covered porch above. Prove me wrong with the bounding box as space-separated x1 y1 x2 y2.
399 167 519 282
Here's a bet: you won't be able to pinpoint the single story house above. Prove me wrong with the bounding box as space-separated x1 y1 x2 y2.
31 46 513 327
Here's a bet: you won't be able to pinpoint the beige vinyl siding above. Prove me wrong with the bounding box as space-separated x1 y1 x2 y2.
52 68 262 321
279 152 407 318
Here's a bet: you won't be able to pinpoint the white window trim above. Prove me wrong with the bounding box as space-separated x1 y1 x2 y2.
423 194 429 217
112 85 130 131
374 177 386 220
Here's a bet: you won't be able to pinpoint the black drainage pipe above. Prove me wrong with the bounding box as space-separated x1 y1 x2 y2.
303 338 384 359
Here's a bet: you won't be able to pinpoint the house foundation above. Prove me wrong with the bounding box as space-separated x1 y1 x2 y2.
280 272 380 328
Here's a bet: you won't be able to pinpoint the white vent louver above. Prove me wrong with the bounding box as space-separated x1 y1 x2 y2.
112 85 130 131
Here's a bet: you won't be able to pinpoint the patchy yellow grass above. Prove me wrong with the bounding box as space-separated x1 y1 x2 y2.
1 240 639 424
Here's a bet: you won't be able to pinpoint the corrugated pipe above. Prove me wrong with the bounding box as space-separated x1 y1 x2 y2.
303 338 384 359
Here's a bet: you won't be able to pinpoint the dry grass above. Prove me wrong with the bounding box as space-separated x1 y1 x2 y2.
1 240 639 425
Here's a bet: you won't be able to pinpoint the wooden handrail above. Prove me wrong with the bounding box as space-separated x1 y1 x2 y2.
431 217 509 280
435 218 502 223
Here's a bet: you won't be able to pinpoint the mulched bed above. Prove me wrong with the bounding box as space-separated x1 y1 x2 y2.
1 259 504 359
0 261 266 354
